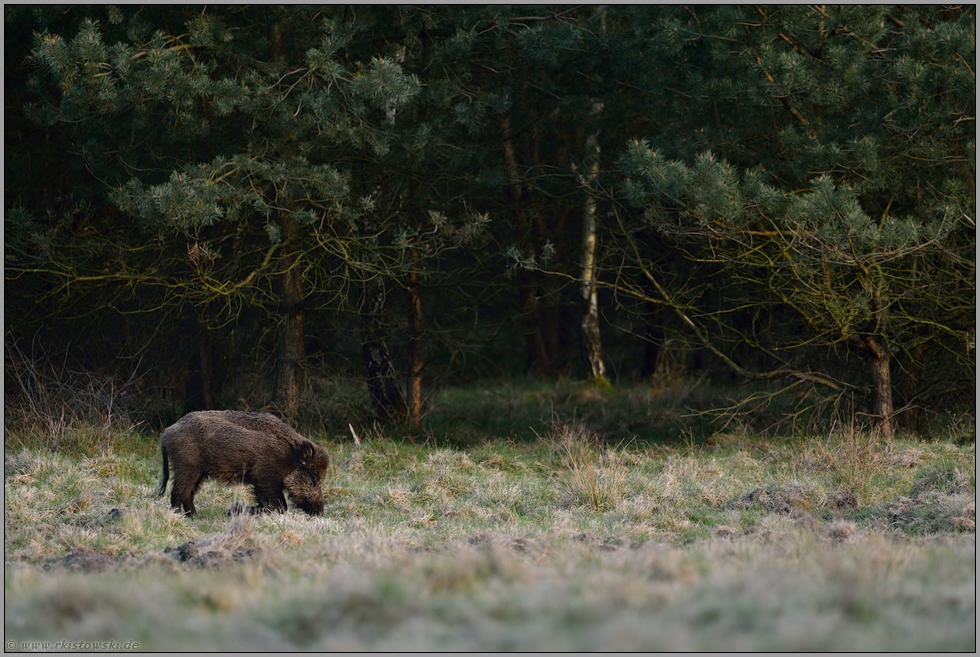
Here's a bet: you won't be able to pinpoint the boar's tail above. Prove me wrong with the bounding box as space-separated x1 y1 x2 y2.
156 444 170 497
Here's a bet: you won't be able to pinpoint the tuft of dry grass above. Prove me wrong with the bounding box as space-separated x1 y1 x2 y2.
4 342 140 452
795 423 892 504
545 422 631 512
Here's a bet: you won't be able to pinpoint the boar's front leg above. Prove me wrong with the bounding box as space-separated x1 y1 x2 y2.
253 485 288 513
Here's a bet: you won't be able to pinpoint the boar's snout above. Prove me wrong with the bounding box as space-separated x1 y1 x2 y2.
297 497 324 516
284 447 328 517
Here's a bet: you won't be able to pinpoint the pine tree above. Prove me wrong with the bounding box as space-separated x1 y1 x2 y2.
24 6 423 420
617 5 975 435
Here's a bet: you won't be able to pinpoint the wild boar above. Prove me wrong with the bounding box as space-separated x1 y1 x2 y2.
156 410 328 517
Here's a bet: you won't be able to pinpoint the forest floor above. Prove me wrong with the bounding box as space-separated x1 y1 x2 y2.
4 379 976 651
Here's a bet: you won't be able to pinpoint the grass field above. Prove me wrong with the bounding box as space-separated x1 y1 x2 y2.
4 379 976 651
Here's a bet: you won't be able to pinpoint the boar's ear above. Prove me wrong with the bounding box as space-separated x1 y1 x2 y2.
297 442 315 466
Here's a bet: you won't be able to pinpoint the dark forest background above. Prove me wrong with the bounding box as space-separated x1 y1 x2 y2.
5 5 975 437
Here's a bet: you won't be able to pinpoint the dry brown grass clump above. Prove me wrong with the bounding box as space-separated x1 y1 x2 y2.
4 342 139 450
545 422 631 512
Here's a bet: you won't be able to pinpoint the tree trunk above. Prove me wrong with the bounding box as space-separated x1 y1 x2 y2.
357 88 408 423
579 110 606 383
361 275 406 422
182 311 218 412
500 113 562 375
641 304 666 379
358 203 406 423
275 213 305 423
198 333 215 410
519 282 556 375
406 247 423 425
863 335 894 438
895 342 929 430
268 24 306 423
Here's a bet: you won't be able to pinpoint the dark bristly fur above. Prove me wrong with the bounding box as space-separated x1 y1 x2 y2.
157 411 328 517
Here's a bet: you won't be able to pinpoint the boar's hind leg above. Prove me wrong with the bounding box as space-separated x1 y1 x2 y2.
171 472 204 517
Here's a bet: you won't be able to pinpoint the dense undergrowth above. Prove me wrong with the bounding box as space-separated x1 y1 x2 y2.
4 379 976 651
